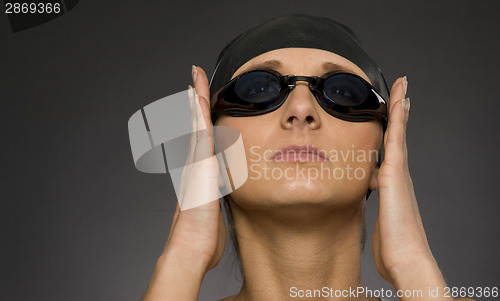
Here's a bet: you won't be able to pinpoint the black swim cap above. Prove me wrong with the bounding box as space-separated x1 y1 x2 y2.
209 14 389 103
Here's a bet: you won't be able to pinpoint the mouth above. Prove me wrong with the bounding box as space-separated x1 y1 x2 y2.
269 144 329 162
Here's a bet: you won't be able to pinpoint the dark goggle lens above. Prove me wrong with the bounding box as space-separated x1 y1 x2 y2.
214 70 385 124
233 71 281 103
323 74 369 107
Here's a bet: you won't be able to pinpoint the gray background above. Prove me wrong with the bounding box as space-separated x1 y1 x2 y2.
1 0 499 300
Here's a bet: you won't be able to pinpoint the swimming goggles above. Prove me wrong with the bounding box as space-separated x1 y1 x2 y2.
210 69 388 128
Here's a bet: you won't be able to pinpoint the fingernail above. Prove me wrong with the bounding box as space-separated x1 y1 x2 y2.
401 98 406 119
402 76 408 96
193 87 200 105
192 65 198 84
401 97 410 117
187 84 194 107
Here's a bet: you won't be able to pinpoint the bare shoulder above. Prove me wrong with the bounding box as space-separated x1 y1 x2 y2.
219 294 237 301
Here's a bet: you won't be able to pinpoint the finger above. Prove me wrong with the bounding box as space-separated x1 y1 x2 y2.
384 76 409 163
385 77 406 141
389 76 407 113
192 65 211 111
192 66 215 155
182 85 198 187
378 79 415 231
402 98 410 157
186 85 197 165
197 94 213 132
197 96 216 157
383 79 429 248
192 66 213 130
176 85 199 206
399 98 430 249
192 94 216 165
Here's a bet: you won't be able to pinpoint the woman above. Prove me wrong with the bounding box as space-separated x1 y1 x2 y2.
141 14 475 301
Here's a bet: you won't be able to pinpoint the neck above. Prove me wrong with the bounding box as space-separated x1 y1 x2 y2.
229 199 374 301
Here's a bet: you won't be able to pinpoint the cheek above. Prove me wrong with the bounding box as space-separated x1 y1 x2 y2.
321 120 382 183
215 115 270 177
334 120 382 153
215 117 272 205
216 115 270 151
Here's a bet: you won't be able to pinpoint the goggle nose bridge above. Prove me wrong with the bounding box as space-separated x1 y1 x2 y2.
285 75 320 90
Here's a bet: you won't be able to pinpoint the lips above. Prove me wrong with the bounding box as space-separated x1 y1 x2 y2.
269 144 329 162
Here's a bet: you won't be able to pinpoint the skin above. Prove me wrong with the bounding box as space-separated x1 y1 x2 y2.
217 49 381 300
141 48 475 301
219 49 382 214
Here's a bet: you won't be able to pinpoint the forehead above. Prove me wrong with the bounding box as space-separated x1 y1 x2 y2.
231 48 371 84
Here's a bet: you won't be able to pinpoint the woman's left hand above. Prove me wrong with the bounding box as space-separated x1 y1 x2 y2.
371 77 432 283
371 78 473 300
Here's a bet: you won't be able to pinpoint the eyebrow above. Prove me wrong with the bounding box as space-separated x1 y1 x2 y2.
246 59 283 71
320 61 354 74
240 59 354 76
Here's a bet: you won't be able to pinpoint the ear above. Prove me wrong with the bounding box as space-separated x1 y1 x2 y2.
369 163 379 191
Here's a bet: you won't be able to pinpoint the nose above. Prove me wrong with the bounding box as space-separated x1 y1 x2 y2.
280 80 321 130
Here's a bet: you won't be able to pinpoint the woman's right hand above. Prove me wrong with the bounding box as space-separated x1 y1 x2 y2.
142 66 226 300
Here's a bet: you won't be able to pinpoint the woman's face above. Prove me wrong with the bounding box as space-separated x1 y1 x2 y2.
216 48 382 210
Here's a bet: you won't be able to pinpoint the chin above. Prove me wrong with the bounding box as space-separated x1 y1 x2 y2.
237 179 354 210
233 161 371 210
